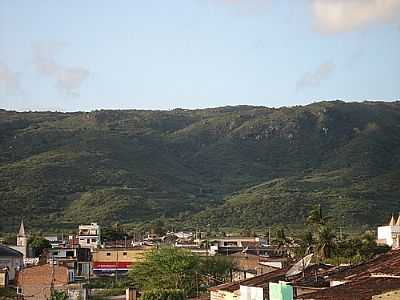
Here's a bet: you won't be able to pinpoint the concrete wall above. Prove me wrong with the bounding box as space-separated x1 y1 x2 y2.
372 289 400 299
210 290 239 300
92 248 148 264
0 256 23 281
377 226 400 247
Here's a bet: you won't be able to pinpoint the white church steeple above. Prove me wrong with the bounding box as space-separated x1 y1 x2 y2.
396 214 400 226
389 215 395 226
17 219 27 248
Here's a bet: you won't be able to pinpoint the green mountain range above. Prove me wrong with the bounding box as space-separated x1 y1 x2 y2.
1 101 399 231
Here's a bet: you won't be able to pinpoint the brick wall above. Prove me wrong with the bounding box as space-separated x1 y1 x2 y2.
17 263 69 300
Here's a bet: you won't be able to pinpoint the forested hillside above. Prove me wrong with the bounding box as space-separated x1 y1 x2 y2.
1 101 399 231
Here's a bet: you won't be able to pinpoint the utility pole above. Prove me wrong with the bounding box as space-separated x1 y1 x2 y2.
268 227 271 246
115 249 119 284
338 226 343 240
196 271 199 297
50 254 55 299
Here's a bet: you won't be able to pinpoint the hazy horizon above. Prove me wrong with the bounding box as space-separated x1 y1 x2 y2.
1 98 399 113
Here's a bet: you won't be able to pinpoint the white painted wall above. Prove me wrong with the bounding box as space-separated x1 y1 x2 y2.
377 226 400 247
240 285 263 300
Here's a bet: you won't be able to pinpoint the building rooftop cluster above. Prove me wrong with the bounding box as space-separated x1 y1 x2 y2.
2 216 400 299
209 249 400 300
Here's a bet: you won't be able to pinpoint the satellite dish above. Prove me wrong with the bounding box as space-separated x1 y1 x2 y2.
286 253 313 277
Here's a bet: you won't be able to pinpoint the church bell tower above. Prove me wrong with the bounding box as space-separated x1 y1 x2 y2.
17 219 27 250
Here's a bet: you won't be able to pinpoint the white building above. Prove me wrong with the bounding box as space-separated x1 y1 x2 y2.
78 223 101 251
213 237 261 248
0 244 23 282
377 215 400 248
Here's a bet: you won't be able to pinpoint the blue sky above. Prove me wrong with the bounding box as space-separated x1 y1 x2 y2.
0 0 399 111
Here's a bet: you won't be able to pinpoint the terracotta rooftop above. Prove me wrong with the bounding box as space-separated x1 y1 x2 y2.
299 250 400 299
322 249 400 281
299 277 400 300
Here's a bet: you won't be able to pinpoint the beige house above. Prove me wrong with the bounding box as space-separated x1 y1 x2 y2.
92 246 151 276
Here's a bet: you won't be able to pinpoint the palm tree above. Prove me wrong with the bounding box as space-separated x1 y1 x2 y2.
315 226 336 260
302 231 314 255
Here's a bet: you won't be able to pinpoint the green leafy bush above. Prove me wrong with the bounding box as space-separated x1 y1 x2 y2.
129 247 199 293
141 289 186 300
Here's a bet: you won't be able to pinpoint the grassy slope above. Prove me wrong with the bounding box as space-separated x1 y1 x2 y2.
0 101 399 230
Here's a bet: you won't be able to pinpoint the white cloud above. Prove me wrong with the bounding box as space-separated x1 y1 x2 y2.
296 62 335 90
214 0 271 12
312 0 400 33
56 67 90 97
33 42 89 96
0 62 18 92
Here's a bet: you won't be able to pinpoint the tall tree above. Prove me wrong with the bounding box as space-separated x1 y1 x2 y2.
200 256 235 285
297 231 314 258
129 247 200 293
28 235 51 257
315 226 336 260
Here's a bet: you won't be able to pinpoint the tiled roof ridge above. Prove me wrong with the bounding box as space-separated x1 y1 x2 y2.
208 267 290 292
323 249 400 280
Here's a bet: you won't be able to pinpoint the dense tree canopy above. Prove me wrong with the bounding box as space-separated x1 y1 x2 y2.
129 247 200 293
129 247 235 296
28 235 51 257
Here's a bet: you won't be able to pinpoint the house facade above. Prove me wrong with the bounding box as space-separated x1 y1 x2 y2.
377 215 400 248
0 244 23 282
78 223 101 251
92 247 150 276
48 247 91 279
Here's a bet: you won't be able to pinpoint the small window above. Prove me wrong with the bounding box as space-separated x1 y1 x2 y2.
106 252 111 256
66 251 74 257
91 238 96 243
123 252 127 256
86 239 90 244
